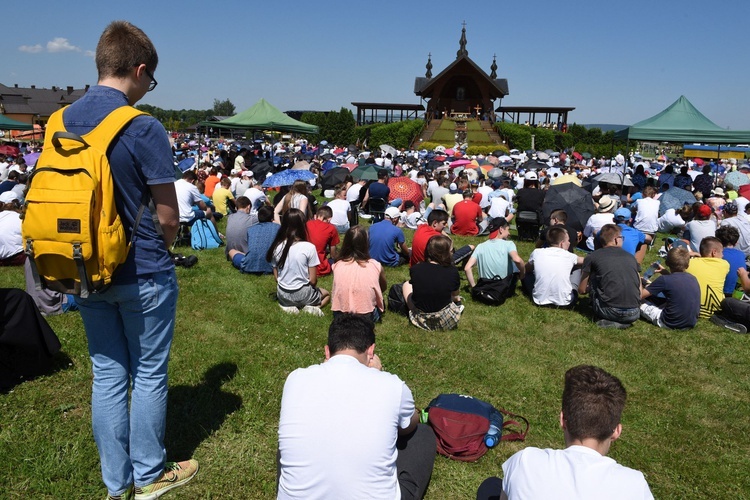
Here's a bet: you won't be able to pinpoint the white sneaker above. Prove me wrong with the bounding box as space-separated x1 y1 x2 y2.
302 305 325 317
359 212 373 220
279 304 299 315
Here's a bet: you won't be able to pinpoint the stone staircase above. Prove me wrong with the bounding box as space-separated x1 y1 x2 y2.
479 120 503 144
412 119 443 148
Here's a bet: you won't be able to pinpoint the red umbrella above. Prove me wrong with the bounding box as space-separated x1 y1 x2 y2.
0 145 20 156
341 163 358 172
387 176 424 207
572 151 583 161
693 157 705 166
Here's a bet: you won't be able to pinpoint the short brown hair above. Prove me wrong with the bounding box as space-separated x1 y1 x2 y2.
599 224 622 246
699 236 723 257
562 365 627 442
235 196 251 210
425 235 453 267
96 21 158 79
665 246 690 272
716 225 740 247
550 209 568 224
546 226 569 246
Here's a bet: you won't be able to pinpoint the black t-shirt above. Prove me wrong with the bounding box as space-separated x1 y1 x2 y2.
410 262 460 312
582 246 641 309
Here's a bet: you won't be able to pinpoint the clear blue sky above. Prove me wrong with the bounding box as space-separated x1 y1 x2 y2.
4 0 749 130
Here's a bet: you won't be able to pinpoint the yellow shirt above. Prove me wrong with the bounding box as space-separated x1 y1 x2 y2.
212 187 235 215
686 257 729 318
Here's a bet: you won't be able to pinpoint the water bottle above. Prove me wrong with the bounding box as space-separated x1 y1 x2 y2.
643 260 660 281
484 412 503 448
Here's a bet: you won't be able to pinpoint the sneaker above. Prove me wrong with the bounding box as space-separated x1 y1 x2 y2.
302 305 325 317
710 314 748 334
134 460 199 500
107 485 134 500
596 319 632 330
279 304 299 315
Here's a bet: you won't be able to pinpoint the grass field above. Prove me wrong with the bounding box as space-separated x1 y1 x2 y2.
1 218 750 499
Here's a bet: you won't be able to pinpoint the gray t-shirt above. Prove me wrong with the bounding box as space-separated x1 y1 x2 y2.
225 211 254 257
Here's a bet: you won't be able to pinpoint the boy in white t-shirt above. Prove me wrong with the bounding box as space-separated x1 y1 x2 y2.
477 365 654 500
523 226 583 308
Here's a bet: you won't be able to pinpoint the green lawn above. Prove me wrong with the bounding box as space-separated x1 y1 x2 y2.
1 223 749 499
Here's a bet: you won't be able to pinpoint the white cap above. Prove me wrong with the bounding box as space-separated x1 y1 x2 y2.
0 191 19 203
384 207 401 219
524 171 538 180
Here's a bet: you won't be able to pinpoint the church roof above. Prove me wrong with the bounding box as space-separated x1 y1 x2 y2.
414 54 508 98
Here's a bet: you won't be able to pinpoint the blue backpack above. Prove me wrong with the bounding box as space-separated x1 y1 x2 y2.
190 219 223 250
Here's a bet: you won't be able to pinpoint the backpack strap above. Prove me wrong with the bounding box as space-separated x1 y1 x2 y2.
497 407 530 441
82 106 146 148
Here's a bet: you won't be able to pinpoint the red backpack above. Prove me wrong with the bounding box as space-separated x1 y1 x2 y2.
425 393 529 462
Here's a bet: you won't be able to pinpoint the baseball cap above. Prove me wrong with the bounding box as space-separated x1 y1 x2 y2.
0 191 19 203
524 171 538 180
486 217 509 239
697 204 712 217
384 206 401 219
614 207 632 222
724 201 739 216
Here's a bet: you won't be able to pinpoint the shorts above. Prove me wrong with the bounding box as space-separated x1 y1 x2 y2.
277 283 322 308
408 301 462 331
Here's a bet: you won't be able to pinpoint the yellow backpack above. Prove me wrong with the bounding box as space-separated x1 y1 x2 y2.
22 106 146 298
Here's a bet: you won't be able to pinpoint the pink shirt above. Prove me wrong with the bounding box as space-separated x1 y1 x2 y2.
331 259 384 313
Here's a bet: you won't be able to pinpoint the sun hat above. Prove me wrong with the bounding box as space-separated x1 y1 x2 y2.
597 195 616 213
711 187 725 196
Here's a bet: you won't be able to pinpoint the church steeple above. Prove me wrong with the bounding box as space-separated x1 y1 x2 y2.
456 22 468 58
425 53 433 78
490 54 497 79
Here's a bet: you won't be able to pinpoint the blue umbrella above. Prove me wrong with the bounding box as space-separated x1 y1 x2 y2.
177 157 195 172
723 171 750 188
658 187 697 216
262 169 315 188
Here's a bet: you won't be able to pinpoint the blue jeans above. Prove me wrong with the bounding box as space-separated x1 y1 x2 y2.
75 270 178 495
592 294 640 324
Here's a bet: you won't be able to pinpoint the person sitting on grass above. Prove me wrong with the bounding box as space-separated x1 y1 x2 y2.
464 217 526 299
450 189 485 236
684 236 746 333
578 224 642 329
716 225 745 297
639 247 700 330
331 225 387 324
369 206 411 267
224 196 253 259
277 314 436 499
228 206 279 275
683 203 716 252
327 183 351 234
403 235 463 331
410 208 474 268
476 365 654 500
211 176 235 216
632 186 659 246
522 226 583 309
267 208 330 316
306 205 340 277
612 207 648 264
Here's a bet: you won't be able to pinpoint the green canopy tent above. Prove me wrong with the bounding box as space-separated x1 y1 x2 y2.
0 115 34 130
201 98 318 135
614 95 750 144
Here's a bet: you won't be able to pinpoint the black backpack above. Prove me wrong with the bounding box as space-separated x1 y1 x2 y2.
388 283 408 315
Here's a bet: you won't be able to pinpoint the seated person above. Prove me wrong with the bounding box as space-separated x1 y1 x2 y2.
369 207 410 267
410 208 473 268
228 206 280 274
224 196 253 259
327 184 352 233
267 208 330 315
683 204 716 252
536 209 578 253
464 217 526 297
174 169 216 226
278 314 436 499
657 204 692 235
331 226 387 324
0 192 25 266
716 225 745 296
399 201 424 230
632 186 660 244
306 206 340 277
640 247 701 329
450 189 485 236
477 365 654 500
211 176 235 216
580 195 616 251
612 208 648 264
523 227 583 308
403 235 462 331
686 236 736 329
579 224 642 329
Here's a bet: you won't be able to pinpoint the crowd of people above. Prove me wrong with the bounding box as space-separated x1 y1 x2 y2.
0 22 746 495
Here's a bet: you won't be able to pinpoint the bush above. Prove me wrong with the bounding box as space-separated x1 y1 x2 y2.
353 120 425 150
467 145 508 156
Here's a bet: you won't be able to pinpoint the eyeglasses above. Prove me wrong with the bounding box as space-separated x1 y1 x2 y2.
144 68 158 92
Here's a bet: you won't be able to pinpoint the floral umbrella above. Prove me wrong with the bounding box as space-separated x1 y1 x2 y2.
387 176 424 206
